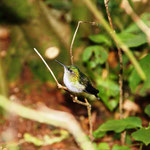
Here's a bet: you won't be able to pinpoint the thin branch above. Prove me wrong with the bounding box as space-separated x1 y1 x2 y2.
34 48 68 92
84 98 93 141
104 0 114 29
34 48 62 88
121 130 126 145
121 0 150 44
81 0 146 81
0 95 94 150
70 95 93 141
72 95 89 107
70 21 98 65
104 0 123 119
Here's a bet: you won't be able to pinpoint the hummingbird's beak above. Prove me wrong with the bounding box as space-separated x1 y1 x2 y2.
55 59 67 69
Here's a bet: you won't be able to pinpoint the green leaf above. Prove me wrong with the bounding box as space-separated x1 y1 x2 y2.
132 127 150 146
93 130 106 139
89 34 112 46
96 77 119 111
1 143 20 150
125 13 150 33
129 54 150 96
144 104 150 117
97 78 119 97
98 142 110 150
88 61 97 69
82 45 108 65
24 133 43 146
94 117 142 134
118 32 147 47
118 13 150 48
112 145 131 150
82 46 93 62
24 130 69 146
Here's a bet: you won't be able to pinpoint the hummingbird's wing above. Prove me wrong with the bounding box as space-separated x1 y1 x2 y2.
79 71 99 98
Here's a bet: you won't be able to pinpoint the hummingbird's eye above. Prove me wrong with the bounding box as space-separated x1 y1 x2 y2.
70 70 73 73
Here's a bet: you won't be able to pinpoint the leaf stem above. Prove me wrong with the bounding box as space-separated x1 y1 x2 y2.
139 143 143 150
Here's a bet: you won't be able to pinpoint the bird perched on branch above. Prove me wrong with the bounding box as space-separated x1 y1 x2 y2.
55 60 100 100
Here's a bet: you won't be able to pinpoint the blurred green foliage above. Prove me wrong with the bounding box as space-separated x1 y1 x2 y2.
82 45 108 66
94 142 131 150
112 145 131 150
23 130 69 146
93 117 141 137
1 145 20 150
132 127 150 146
144 104 150 117
82 12 150 110
29 59 53 82
45 0 71 10
129 54 150 96
97 142 110 150
0 0 32 23
94 104 150 147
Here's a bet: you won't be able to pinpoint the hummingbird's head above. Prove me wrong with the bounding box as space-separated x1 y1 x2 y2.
67 66 79 76
55 60 79 79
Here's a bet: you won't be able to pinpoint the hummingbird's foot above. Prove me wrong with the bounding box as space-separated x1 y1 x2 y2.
72 96 89 107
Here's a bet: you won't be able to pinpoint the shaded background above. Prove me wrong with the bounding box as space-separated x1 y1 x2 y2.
0 0 150 149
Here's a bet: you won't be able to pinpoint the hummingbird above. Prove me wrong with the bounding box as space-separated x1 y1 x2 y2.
55 60 100 100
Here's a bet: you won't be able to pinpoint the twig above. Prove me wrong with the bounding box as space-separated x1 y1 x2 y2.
104 0 113 29
70 95 93 141
121 0 150 44
71 95 89 107
84 98 93 141
0 95 94 150
70 21 98 65
104 0 124 144
81 0 146 81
